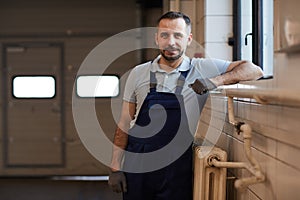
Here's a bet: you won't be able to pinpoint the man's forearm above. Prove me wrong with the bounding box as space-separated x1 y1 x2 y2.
110 127 128 172
110 101 136 172
210 61 263 87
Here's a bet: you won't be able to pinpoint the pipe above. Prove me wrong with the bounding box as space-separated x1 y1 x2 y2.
227 96 238 126
209 157 247 169
240 124 265 184
241 124 260 170
207 124 265 191
235 176 261 191
209 158 259 178
207 96 265 191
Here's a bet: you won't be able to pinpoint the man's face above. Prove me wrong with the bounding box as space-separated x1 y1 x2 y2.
155 18 192 62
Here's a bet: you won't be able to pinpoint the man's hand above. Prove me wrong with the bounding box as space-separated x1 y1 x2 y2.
189 78 216 95
108 171 127 193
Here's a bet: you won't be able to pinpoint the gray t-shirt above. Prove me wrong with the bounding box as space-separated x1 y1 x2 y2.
124 55 230 131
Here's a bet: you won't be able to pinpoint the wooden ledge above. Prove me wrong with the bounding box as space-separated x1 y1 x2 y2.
219 88 300 107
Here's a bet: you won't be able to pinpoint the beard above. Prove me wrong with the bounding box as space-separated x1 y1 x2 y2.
160 46 184 62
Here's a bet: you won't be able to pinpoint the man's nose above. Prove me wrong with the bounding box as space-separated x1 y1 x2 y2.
167 35 176 46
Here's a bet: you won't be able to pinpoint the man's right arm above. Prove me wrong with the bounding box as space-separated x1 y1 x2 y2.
108 101 136 193
110 101 136 172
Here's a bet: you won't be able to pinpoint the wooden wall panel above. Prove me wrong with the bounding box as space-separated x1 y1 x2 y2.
0 0 138 35
0 0 141 176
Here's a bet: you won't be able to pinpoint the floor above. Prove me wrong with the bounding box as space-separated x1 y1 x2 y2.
0 177 122 200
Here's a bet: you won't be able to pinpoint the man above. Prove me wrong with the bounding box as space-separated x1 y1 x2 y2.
108 11 263 200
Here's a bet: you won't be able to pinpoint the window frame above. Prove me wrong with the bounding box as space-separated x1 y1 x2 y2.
233 0 274 77
12 75 56 99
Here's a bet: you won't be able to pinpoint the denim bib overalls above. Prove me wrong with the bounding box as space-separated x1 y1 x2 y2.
123 68 194 200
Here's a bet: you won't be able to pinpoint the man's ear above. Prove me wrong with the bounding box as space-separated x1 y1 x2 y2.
155 33 158 46
187 33 193 46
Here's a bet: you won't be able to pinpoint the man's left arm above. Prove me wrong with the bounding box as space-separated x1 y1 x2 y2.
210 60 264 87
189 60 264 95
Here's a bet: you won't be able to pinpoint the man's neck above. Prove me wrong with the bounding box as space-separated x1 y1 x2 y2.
158 56 184 72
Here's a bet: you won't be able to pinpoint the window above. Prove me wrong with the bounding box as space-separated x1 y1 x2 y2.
262 0 274 75
235 0 274 76
76 75 119 98
13 76 56 98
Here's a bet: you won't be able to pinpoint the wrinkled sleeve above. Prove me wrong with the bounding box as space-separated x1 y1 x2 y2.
194 58 231 78
211 58 230 74
123 68 137 103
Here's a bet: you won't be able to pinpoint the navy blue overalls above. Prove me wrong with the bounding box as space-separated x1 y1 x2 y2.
123 67 194 200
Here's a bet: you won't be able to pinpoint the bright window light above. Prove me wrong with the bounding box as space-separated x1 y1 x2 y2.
76 75 119 97
13 76 56 98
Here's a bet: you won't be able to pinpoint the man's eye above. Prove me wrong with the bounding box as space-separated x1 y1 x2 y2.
160 33 169 38
174 33 183 38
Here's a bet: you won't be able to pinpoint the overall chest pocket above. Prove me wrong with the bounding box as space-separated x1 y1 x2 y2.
147 95 183 110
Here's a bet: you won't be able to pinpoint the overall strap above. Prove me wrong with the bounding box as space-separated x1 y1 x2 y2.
174 70 190 94
175 58 191 94
180 70 189 78
149 71 157 92
149 58 191 94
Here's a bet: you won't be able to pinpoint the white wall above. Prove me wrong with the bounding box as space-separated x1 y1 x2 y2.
169 0 233 60
196 0 300 199
167 0 300 199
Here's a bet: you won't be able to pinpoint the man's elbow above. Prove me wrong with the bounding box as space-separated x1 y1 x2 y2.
242 61 264 80
251 62 264 80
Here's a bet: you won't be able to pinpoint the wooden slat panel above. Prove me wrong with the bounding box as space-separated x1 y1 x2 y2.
5 44 63 167
8 140 62 165
0 0 137 35
0 0 142 175
6 46 61 73
7 103 61 139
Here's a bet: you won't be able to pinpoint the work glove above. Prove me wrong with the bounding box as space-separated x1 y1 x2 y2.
189 78 216 95
108 171 127 193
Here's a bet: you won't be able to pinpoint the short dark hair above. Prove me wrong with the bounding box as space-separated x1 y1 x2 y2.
157 11 191 27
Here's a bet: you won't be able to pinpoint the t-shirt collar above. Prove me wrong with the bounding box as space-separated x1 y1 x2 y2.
151 55 191 73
